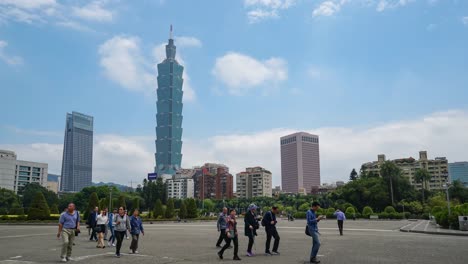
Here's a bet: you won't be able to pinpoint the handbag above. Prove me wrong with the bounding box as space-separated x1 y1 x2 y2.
93 226 101 233
305 225 311 236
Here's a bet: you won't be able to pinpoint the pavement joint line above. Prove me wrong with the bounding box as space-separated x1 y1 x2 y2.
400 222 414 230
424 221 430 232
0 233 53 239
411 220 425 231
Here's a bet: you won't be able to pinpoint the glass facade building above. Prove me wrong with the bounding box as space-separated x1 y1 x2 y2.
60 111 94 192
155 35 184 175
449 162 468 187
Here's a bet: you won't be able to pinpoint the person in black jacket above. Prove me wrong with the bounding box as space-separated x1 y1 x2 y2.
87 206 99 241
263 206 280 255
244 204 259 257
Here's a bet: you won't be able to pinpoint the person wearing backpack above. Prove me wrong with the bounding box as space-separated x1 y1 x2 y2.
57 203 80 262
113 207 131 258
307 202 324 263
262 206 280 256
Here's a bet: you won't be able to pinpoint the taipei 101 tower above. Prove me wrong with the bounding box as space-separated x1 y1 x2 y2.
155 25 184 175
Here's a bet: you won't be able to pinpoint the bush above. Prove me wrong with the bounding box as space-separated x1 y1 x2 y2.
0 215 8 220
27 192 50 220
316 208 324 215
384 206 396 214
0 208 7 215
153 199 164 218
345 207 356 219
17 215 27 221
379 212 389 219
9 207 25 215
293 212 306 219
326 207 336 219
362 206 374 219
431 206 443 215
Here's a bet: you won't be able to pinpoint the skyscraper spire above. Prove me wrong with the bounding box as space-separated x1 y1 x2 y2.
170 24 173 40
166 24 176 60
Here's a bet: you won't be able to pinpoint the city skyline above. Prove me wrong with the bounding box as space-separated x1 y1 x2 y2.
1 1 468 186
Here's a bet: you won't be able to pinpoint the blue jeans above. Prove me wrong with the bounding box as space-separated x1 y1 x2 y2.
310 228 321 258
108 226 115 243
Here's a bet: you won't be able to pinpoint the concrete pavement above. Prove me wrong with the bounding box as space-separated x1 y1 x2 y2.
400 219 468 236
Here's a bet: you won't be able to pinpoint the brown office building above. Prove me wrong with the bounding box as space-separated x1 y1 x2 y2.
193 163 233 200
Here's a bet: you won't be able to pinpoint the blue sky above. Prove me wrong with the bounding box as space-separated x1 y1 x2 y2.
1 0 467 186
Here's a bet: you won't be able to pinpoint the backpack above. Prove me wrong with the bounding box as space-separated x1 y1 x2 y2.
261 211 270 227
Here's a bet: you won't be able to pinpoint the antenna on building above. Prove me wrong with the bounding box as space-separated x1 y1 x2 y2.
169 24 173 39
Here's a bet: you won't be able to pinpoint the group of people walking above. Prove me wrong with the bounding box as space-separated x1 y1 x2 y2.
216 204 281 261
57 204 144 262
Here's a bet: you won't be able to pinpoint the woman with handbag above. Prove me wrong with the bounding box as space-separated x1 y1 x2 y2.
96 210 108 248
217 209 241 261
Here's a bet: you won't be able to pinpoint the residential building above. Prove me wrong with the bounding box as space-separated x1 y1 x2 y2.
336 181 345 187
236 167 272 199
0 149 48 194
449 162 468 187
272 186 282 196
361 151 449 190
215 167 234 200
280 132 320 194
166 176 194 199
155 27 184 175
47 174 60 193
193 163 230 199
60 111 94 192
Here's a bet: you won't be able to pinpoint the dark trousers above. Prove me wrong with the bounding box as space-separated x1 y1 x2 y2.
247 234 254 252
89 225 97 241
216 229 226 246
337 220 344 235
130 234 139 252
265 229 280 253
219 235 238 257
115 231 126 255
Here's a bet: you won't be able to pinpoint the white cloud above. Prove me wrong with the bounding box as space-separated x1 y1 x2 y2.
3 110 467 187
462 17 468 26
0 40 23 65
72 0 114 22
212 52 288 95
312 1 343 18
56 20 94 32
376 0 414 12
244 0 296 23
0 0 56 9
174 36 202 48
99 35 198 102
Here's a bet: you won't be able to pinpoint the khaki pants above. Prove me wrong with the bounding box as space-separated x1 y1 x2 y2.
61 228 75 258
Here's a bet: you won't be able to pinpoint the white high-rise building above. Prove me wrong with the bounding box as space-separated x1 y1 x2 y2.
166 177 194 199
236 167 272 199
0 149 48 194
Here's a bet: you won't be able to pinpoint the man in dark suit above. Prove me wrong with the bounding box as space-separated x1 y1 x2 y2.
263 206 280 255
87 206 99 241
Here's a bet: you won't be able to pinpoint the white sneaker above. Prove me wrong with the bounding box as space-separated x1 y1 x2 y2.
66 257 73 261
112 243 116 247
129 251 134 254
61 257 67 262
126 237 129 240
134 251 139 254
108 242 111 246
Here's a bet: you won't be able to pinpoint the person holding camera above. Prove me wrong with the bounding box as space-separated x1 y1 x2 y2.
307 202 324 263
262 206 280 256
244 204 259 257
57 203 80 262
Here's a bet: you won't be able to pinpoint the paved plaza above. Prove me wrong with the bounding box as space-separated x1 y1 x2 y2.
0 220 467 264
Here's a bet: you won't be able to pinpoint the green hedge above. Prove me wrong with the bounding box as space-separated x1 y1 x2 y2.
293 212 306 219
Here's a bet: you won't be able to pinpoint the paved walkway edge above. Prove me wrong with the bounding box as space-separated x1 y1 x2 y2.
400 227 468 236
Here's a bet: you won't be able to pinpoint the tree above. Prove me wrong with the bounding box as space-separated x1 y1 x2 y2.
345 207 356 218
179 201 187 219
132 197 140 212
27 192 50 220
414 168 431 203
186 198 198 219
165 198 175 218
22 183 58 209
349 168 358 181
298 202 310 211
118 194 126 209
50 204 59 214
380 161 402 206
87 192 99 213
449 180 468 204
0 188 20 211
362 206 374 218
202 199 215 213
153 199 163 218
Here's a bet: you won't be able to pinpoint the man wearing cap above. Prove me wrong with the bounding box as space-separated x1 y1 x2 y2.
216 207 229 248
262 206 280 255
244 204 259 257
307 202 324 263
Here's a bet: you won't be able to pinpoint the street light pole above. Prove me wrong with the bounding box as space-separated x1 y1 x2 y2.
445 183 451 217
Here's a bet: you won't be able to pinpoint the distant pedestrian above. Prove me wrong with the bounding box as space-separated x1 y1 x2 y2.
262 206 280 255
216 207 229 248
87 206 99 241
334 209 346 236
103 208 109 240
129 209 144 254
108 209 117 247
124 209 130 240
217 209 241 261
96 210 108 248
244 204 259 257
114 207 131 258
307 202 324 263
57 203 80 262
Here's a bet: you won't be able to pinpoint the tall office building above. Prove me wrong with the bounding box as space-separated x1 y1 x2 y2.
361 151 449 190
0 149 48 194
236 167 272 199
155 26 184 176
280 132 320 194
449 162 468 187
60 111 94 192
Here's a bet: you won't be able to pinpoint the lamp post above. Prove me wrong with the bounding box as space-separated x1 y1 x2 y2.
443 182 452 229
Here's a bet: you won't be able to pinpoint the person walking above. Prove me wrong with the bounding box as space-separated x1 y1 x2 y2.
96 210 108 248
334 209 346 236
57 203 80 262
87 206 99 241
216 207 228 248
307 202 324 263
124 209 130 240
108 208 117 247
113 207 131 258
217 209 241 261
103 208 109 241
244 204 259 257
129 209 144 254
262 206 280 255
